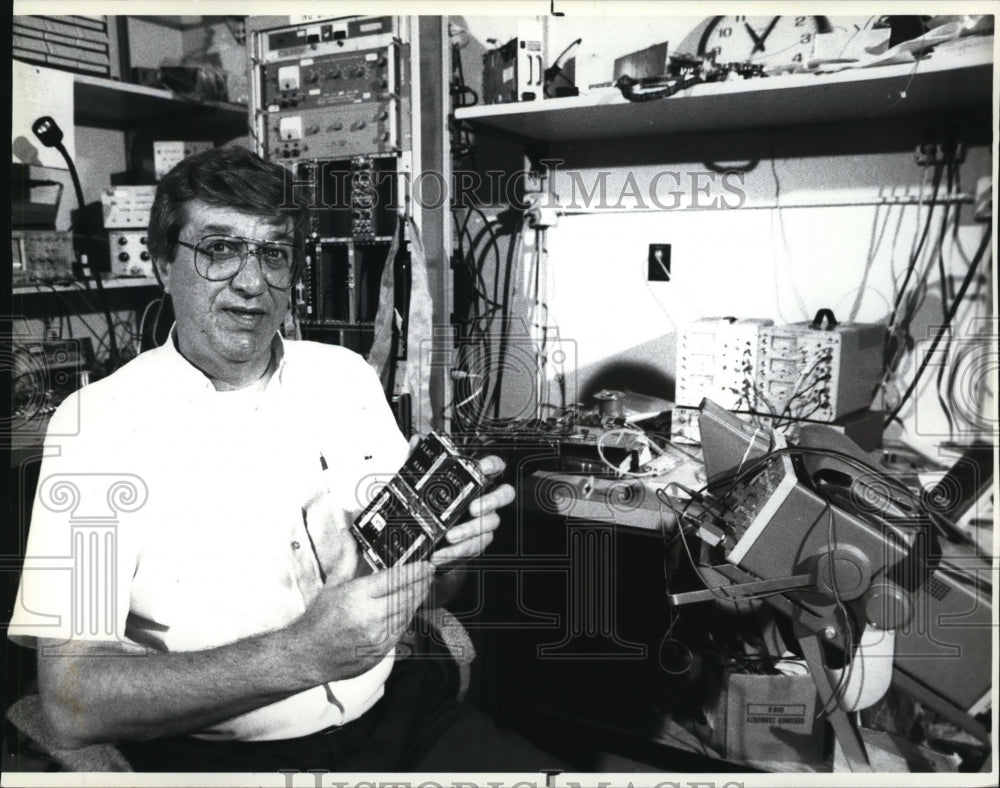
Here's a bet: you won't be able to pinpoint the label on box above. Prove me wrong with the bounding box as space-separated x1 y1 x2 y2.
101 186 156 228
716 673 825 764
746 703 808 725
153 141 213 180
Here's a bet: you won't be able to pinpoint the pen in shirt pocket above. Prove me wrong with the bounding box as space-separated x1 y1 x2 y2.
302 452 332 583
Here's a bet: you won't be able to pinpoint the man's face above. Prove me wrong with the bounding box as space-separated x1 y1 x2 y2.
161 200 293 383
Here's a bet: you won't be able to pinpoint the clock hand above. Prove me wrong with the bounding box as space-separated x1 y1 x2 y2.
744 22 764 52
756 16 781 53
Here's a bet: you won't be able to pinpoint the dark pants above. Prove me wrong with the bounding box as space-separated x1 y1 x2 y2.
118 657 563 773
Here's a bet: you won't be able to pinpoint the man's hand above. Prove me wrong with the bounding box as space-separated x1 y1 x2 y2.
431 454 514 567
288 560 434 684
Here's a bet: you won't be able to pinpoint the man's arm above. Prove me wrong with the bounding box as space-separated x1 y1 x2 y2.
36 561 434 748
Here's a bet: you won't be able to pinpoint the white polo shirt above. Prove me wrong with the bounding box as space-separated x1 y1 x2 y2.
8 335 410 741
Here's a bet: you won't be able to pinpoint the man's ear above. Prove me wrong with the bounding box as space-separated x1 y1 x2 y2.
154 257 171 293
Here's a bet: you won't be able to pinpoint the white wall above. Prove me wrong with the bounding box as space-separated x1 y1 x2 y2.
540 160 992 455
457 13 995 456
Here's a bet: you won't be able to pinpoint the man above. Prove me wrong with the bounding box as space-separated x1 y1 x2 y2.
9 147 555 772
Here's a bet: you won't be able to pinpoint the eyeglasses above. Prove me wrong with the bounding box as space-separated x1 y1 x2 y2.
176 234 298 290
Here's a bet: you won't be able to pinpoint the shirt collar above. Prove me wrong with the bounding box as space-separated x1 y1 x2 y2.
159 325 287 393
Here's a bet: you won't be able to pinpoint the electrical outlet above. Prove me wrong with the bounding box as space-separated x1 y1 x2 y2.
648 243 671 281
915 141 966 167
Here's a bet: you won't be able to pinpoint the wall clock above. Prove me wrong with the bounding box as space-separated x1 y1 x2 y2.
697 16 832 65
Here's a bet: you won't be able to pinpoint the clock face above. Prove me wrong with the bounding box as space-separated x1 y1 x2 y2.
697 15 832 66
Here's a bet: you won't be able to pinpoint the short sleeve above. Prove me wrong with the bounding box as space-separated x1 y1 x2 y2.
8 394 141 649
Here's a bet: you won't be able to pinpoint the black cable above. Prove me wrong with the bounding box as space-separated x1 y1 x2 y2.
935 158 956 318
450 207 506 431
703 159 760 175
544 38 582 98
455 233 494 307
660 488 816 606
454 206 506 369
884 164 949 381
661 468 901 686
530 230 547 417
63 159 120 367
934 158 961 439
935 326 956 441
817 502 855 718
64 163 86 232
490 215 522 423
450 41 478 108
889 161 943 327
710 441 973 547
457 206 503 308
615 74 704 103
42 284 111 357
885 228 991 427
551 38 582 69
470 206 504 297
773 351 831 428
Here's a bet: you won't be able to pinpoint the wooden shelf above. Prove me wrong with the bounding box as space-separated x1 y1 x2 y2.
73 73 248 138
455 43 993 143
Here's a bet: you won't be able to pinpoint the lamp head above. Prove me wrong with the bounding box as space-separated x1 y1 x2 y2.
32 116 64 148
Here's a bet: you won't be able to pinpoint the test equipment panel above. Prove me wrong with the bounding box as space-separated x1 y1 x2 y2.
693 401 992 717
756 315 884 423
248 16 414 355
101 186 157 277
672 317 773 443
673 313 885 444
482 20 545 104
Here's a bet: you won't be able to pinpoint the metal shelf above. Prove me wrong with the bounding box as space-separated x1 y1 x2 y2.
73 73 248 138
455 44 993 143
12 277 162 320
13 276 160 296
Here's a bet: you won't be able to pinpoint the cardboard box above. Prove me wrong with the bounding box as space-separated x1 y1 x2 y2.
712 672 826 765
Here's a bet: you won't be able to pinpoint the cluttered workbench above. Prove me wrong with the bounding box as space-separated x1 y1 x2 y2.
461 396 993 773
